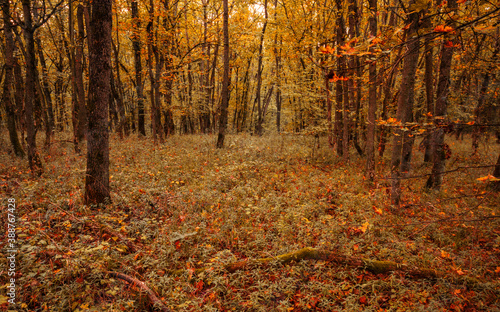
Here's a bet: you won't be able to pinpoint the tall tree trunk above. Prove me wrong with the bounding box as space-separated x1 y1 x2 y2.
132 0 146 136
2 0 25 158
365 0 377 181
378 9 398 158
36 38 55 148
112 36 127 138
147 0 164 144
200 0 211 133
423 26 434 163
334 0 345 156
84 0 112 205
346 0 360 160
75 4 87 142
13 50 25 137
209 42 219 133
390 4 420 207
68 0 81 152
274 0 282 133
255 0 268 136
472 46 499 154
22 0 43 176
217 0 230 148
426 0 457 190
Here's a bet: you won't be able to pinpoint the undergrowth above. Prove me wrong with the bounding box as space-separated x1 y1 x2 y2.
0 132 499 311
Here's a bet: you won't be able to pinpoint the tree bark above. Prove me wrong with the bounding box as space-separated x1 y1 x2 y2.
426 0 457 190
255 0 268 136
75 4 87 142
365 0 377 181
472 46 499 154
216 0 230 148
334 0 345 157
84 0 112 206
390 4 420 207
22 0 43 176
423 28 434 163
2 0 25 158
132 0 146 136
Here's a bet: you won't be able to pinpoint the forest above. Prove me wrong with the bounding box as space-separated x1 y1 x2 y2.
1 0 500 310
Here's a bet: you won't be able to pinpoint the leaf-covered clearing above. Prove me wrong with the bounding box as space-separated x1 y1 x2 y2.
1 133 499 311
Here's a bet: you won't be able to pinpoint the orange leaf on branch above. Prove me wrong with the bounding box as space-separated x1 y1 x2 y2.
434 25 455 33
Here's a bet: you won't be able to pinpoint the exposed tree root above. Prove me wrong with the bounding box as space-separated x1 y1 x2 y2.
107 271 170 312
169 247 496 289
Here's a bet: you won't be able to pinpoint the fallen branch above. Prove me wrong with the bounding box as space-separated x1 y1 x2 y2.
169 247 494 288
107 271 170 312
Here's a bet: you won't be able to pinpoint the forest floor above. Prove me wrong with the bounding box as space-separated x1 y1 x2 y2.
1 132 499 311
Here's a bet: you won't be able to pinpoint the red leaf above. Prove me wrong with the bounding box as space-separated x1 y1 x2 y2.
359 296 368 305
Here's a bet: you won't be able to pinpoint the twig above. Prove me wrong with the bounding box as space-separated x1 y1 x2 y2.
106 271 170 312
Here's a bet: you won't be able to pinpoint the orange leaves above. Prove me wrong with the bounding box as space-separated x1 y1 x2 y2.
318 45 334 54
328 73 349 82
377 117 399 126
373 206 383 215
434 25 455 33
370 37 384 45
477 175 500 182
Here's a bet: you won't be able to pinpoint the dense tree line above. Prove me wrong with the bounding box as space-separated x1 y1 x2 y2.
1 0 499 204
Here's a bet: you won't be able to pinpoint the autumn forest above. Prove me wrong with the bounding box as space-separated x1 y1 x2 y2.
1 0 500 310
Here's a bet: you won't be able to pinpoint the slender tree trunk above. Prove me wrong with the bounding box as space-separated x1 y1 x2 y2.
346 0 359 160
209 42 219 133
326 69 333 147
200 0 211 133
84 0 112 205
334 0 345 156
426 0 457 190
365 0 377 181
2 0 25 157
132 0 145 136
390 4 420 207
13 52 25 138
112 37 127 138
472 47 499 154
255 0 268 136
273 0 282 133
148 0 165 144
68 0 81 152
22 0 43 176
217 0 230 148
378 9 398 158
423 27 434 163
75 4 87 142
36 38 55 148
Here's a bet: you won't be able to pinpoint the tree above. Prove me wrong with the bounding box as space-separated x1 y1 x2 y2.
365 0 377 181
426 0 458 190
22 0 44 176
254 0 269 136
390 1 421 207
2 0 25 158
132 0 146 136
216 0 230 148
84 0 112 205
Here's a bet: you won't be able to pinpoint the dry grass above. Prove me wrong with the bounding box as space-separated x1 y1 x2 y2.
0 131 499 311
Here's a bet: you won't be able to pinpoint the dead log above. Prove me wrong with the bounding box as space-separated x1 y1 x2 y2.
168 247 494 288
